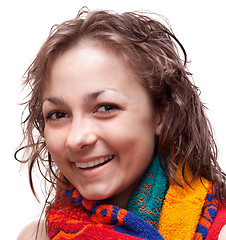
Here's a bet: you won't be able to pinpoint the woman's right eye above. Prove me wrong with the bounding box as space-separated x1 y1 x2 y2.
45 111 69 121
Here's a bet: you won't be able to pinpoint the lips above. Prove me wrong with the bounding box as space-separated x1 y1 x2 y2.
75 155 114 169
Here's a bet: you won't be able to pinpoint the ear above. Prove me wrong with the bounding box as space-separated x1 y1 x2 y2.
155 106 169 136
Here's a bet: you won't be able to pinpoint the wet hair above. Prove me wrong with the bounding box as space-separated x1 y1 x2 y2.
15 7 226 204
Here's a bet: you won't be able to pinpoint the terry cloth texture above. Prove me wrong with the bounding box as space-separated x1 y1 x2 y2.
47 155 221 240
47 189 164 239
126 155 169 229
194 186 219 239
158 160 217 240
205 202 226 240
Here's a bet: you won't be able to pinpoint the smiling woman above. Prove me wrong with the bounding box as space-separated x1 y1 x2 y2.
42 43 161 204
16 8 226 240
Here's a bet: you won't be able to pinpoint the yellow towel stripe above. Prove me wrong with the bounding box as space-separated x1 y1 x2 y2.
158 160 209 240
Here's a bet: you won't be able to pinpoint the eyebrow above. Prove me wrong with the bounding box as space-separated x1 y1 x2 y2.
43 97 65 105
43 88 118 105
84 90 106 102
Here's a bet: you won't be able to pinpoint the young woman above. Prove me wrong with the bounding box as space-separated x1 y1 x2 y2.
16 8 226 240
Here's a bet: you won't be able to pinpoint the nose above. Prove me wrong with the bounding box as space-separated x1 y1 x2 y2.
66 117 98 152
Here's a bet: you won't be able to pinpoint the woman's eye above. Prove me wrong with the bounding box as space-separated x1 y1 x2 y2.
96 104 119 114
46 111 69 121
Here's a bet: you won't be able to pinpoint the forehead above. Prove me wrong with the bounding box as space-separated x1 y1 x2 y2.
43 37 141 90
41 43 153 113
45 44 139 91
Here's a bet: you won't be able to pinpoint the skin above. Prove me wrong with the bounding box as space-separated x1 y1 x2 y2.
218 225 226 240
42 43 164 208
17 220 49 240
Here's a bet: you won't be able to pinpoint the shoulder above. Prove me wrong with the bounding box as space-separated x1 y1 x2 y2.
17 220 49 240
218 225 226 240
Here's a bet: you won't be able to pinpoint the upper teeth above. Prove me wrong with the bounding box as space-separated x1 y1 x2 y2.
75 155 114 169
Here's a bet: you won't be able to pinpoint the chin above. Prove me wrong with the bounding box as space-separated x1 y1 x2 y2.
80 188 113 201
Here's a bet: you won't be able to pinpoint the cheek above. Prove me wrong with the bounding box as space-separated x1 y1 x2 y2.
99 115 156 157
44 128 67 159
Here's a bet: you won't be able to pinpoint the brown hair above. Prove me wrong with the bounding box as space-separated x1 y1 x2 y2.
15 8 226 203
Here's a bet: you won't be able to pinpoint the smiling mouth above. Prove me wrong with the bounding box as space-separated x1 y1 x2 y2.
75 155 115 169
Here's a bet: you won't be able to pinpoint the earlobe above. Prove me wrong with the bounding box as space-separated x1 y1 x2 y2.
155 117 164 136
155 107 168 136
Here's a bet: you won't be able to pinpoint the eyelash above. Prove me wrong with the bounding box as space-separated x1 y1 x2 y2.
45 111 69 121
44 103 120 121
95 103 120 114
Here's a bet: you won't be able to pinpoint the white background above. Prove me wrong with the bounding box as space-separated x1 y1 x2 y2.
0 0 225 239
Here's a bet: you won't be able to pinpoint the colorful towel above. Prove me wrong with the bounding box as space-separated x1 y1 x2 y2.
158 160 218 240
194 186 218 239
47 193 164 239
126 155 169 229
205 202 226 240
47 155 220 240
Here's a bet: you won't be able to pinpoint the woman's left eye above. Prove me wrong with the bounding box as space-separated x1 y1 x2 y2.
96 103 120 114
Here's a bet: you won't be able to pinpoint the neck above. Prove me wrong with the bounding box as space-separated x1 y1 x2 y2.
106 178 141 208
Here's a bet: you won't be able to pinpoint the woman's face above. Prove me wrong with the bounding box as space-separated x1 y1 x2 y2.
42 43 163 206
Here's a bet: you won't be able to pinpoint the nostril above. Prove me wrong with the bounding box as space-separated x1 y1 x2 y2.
66 131 98 152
